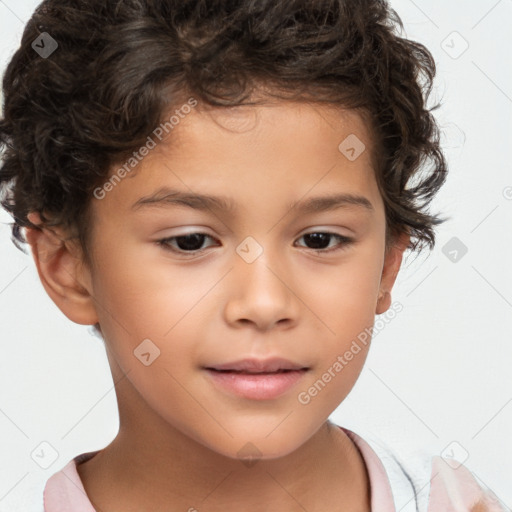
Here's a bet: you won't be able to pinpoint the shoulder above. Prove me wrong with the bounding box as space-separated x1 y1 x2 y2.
42 450 99 511
341 427 509 512
427 455 509 511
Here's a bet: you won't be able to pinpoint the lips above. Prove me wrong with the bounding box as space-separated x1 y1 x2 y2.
203 362 308 401
204 357 309 373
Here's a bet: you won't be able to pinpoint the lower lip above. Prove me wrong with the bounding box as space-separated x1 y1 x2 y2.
204 369 308 400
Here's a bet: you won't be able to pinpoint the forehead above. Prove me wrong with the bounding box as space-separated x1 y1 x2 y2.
93 100 382 221
168 100 376 156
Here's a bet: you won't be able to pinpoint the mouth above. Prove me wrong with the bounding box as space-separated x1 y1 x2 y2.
206 369 304 374
202 358 310 400
204 357 309 373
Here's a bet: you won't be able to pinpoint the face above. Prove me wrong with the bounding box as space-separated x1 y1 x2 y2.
34 100 406 460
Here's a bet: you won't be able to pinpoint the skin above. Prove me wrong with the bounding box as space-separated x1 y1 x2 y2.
26 99 409 511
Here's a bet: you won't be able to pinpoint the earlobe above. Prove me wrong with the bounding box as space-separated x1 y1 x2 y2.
375 232 410 315
25 212 99 326
376 291 391 315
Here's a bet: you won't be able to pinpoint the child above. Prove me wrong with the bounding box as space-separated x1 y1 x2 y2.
0 0 507 510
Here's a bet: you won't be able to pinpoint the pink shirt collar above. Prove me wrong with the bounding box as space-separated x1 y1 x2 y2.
44 450 99 512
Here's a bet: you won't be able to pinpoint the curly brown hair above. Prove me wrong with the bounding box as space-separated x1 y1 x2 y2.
0 0 448 270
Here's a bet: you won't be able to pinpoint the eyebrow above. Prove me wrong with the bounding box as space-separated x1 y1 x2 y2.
131 187 374 215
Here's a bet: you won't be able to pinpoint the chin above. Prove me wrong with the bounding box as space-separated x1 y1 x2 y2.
195 423 315 463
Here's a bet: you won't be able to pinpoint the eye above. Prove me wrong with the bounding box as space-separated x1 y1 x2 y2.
157 233 218 255
294 232 354 254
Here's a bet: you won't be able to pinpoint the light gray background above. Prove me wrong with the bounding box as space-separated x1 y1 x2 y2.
1 0 511 509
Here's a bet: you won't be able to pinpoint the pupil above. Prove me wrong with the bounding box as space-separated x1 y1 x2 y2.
305 233 329 249
177 234 205 251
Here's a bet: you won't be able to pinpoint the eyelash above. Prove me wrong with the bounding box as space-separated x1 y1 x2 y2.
156 231 354 256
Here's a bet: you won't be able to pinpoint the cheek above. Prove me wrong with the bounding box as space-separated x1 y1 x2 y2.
91 241 210 335
89 250 220 398
298 245 383 397
310 249 383 338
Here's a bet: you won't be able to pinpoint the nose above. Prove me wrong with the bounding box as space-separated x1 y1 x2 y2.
223 247 300 332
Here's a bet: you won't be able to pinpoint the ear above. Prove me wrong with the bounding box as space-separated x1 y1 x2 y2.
24 212 99 326
375 231 410 315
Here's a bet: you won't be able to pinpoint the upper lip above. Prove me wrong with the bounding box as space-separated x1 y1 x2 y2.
204 357 309 373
